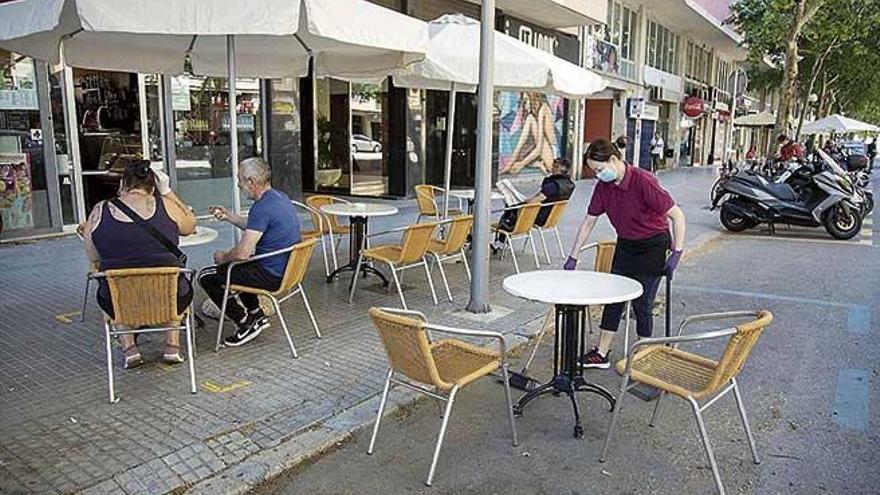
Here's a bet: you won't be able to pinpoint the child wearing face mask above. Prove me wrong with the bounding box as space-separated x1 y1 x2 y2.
562 139 687 369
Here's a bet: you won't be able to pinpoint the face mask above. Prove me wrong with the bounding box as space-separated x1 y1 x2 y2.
596 167 617 182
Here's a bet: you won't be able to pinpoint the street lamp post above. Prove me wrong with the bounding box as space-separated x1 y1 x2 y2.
466 0 496 313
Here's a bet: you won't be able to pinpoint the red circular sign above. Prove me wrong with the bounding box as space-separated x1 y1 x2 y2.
682 96 704 118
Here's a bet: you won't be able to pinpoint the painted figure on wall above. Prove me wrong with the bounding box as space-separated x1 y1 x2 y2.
499 92 564 175
0 154 34 231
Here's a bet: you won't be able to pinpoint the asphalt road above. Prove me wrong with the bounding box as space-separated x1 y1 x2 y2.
258 176 879 495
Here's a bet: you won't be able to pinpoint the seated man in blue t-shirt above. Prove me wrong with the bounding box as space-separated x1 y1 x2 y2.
198 157 301 347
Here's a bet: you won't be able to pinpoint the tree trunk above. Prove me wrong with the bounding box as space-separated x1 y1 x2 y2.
795 41 836 140
774 0 826 137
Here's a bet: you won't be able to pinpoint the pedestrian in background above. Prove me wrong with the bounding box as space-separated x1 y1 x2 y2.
563 139 687 369
650 132 664 172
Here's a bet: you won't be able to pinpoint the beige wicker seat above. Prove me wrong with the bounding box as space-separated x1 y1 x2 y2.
95 267 197 403
213 238 321 358
533 200 569 264
600 310 773 495
576 240 617 335
427 215 473 302
492 202 542 273
350 222 439 310
415 185 462 222
305 195 351 268
366 307 517 486
76 221 100 322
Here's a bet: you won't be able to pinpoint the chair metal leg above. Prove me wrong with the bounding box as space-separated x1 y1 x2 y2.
348 255 365 303
104 321 118 404
600 375 629 462
389 264 407 310
271 296 298 359
622 302 631 357
499 364 519 446
554 228 565 259
461 249 471 281
539 229 552 264
688 397 726 495
528 233 540 268
216 285 232 352
367 369 393 455
80 277 92 322
649 391 666 427
422 258 438 305
329 234 340 271
299 285 321 339
185 314 197 394
507 235 521 273
732 379 760 464
426 386 459 486
433 254 453 302
318 235 330 277
586 304 594 334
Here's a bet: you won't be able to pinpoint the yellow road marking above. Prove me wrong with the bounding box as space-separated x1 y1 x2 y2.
55 311 81 324
201 380 252 393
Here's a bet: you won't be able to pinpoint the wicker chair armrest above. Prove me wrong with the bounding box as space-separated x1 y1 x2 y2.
375 307 428 322
423 323 507 364
490 202 535 215
89 267 195 280
622 327 738 377
291 200 325 233
676 310 765 337
577 242 599 256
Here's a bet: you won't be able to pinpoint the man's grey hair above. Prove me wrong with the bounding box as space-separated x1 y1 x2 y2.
240 157 271 185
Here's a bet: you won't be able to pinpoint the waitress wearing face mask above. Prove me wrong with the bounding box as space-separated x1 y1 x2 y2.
563 138 686 369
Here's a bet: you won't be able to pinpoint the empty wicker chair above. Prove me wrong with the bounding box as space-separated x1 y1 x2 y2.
600 310 773 495
305 195 351 268
367 307 517 486
533 200 569 264
427 215 473 302
95 267 197 403
415 185 462 222
577 240 616 335
350 222 439 310
213 238 321 358
492 202 542 273
292 200 332 277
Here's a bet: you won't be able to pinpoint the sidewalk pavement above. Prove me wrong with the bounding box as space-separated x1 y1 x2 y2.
0 166 720 495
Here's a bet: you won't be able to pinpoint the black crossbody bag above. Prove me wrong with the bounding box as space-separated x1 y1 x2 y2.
110 196 188 268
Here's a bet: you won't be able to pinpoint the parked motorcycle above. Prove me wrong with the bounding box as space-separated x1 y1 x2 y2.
712 149 864 240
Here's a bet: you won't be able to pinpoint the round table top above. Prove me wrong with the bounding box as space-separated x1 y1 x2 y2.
320 202 399 218
180 226 218 247
448 189 505 201
503 270 643 306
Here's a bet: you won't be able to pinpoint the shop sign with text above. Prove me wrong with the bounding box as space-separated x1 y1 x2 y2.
682 96 705 118
501 16 579 64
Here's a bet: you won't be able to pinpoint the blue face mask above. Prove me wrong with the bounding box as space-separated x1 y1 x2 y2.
596 167 617 182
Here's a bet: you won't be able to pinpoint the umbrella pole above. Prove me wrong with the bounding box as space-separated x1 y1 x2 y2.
227 35 242 241
443 83 457 218
467 0 496 314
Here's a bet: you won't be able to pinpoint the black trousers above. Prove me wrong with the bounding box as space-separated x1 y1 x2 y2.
198 263 281 324
600 232 670 338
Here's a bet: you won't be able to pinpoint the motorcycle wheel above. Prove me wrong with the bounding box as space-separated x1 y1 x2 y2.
720 202 754 232
823 204 862 240
864 192 874 216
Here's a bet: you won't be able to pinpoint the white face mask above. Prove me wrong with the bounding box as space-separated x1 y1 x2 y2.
596 167 617 182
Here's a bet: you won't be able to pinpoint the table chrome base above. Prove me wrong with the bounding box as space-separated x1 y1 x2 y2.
511 304 616 438
327 263 389 286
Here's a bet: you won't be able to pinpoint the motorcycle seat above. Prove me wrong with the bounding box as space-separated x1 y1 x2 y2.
765 182 798 201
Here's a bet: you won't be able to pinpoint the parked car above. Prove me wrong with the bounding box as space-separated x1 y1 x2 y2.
351 134 382 153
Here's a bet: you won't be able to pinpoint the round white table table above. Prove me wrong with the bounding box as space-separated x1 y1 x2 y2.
447 189 505 214
180 226 218 247
320 202 399 285
503 270 643 438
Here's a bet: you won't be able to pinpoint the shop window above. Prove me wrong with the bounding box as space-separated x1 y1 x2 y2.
172 75 262 213
350 82 389 196
0 54 52 237
314 78 351 193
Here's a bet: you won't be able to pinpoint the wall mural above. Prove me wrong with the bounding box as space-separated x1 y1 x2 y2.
0 153 33 231
498 91 565 175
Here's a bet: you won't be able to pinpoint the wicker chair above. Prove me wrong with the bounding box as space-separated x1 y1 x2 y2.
492 202 542 273
427 215 473 302
577 240 616 335
600 310 774 495
75 221 100 322
305 195 351 267
212 238 321 358
350 222 439 310
533 200 569 264
415 185 462 222
93 267 197 403
366 307 517 486
292 200 332 277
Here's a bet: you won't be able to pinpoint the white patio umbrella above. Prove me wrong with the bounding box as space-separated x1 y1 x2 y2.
733 110 777 128
0 0 428 220
392 14 607 216
801 114 880 135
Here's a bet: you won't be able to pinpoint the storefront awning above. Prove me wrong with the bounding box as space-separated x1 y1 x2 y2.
464 0 603 28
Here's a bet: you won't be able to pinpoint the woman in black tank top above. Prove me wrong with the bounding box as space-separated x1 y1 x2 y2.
83 161 197 368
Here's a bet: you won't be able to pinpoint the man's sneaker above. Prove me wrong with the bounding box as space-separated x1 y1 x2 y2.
578 348 611 369
224 315 270 347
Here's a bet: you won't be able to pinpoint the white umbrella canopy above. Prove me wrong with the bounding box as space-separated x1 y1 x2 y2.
733 110 777 127
393 14 606 99
0 0 428 79
801 114 880 135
